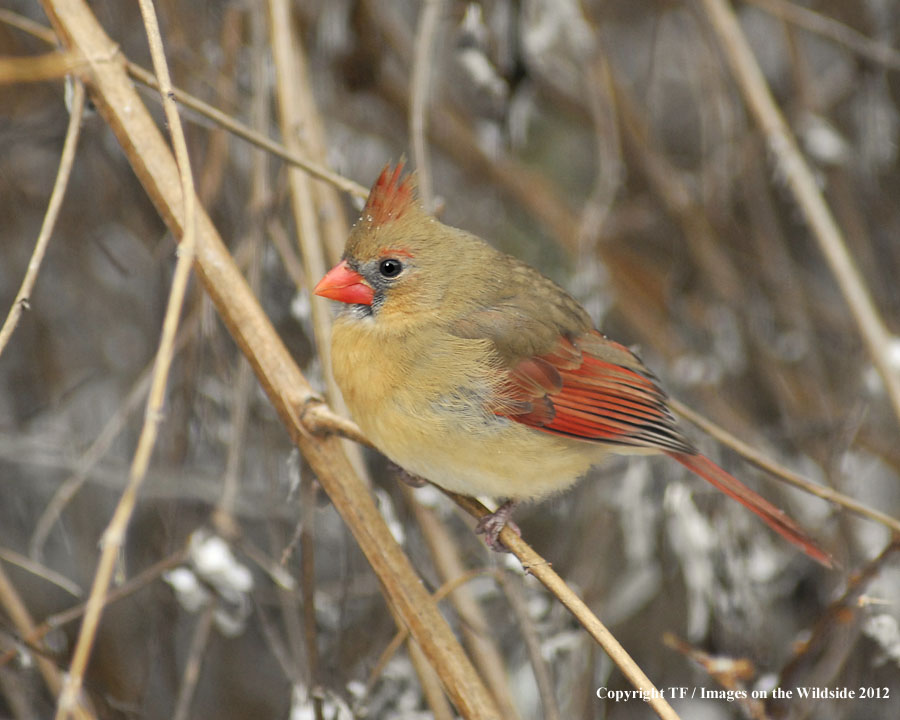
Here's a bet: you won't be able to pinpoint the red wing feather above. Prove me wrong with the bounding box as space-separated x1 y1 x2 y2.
499 331 692 454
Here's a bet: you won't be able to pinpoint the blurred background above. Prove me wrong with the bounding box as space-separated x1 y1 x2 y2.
1 1 899 718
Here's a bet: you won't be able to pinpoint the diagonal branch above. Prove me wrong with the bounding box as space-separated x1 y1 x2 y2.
38 1 502 717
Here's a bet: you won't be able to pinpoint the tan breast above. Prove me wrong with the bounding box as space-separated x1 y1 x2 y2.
330 314 606 499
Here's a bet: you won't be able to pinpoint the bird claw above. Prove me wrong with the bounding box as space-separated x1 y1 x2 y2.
475 501 520 552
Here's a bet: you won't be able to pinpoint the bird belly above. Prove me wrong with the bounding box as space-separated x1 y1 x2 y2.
380 418 600 500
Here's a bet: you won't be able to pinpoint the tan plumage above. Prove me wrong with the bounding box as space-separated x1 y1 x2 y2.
315 163 832 566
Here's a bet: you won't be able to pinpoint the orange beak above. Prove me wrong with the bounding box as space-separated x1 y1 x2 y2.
314 260 375 305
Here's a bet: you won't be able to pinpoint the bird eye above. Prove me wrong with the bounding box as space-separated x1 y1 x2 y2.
378 258 403 278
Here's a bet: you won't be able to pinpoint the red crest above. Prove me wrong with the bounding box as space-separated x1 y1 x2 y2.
364 161 417 226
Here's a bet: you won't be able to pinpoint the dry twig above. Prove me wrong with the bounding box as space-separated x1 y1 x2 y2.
0 79 84 358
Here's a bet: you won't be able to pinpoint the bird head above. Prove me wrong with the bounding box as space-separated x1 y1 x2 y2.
315 162 480 325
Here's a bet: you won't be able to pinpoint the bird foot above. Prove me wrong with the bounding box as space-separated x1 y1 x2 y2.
388 462 428 487
475 500 520 552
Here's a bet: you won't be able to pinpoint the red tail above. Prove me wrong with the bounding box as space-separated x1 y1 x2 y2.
667 451 834 568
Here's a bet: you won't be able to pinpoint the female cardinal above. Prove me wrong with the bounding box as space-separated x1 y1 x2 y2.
315 162 832 567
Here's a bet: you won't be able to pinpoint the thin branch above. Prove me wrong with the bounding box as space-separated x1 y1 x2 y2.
52 0 199 714
0 8 58 43
408 639 455 720
662 634 767 720
0 10 367 201
745 0 900 72
268 218 308 290
410 0 443 210
699 0 900 431
171 603 216 720
364 0 581 247
0 79 85 358
0 547 82 598
497 572 561 720
300 401 375 448
215 254 260 524
576 47 623 246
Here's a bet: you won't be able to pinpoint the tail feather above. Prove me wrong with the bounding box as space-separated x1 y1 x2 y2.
668 451 834 568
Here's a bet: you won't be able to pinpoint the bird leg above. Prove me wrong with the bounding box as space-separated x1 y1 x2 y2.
475 499 521 552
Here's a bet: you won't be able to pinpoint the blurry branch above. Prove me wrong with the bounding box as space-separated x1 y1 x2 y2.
448 493 682 720
171 603 216 720
700 0 900 431
0 10 368 201
0 548 187 672
608 74 744 302
662 634 767 720
745 0 900 72
364 567 499 697
0 562 96 720
269 217 309 291
299 472 324 720
514 10 745 303
194 5 241 206
0 8 57 43
38 1 503 717
215 255 260 527
0 51 80 82
672 399 900 536
408 638 456 720
777 539 900 691
28 271 252 556
497 572 561 720
0 80 84 359
576 48 623 247
52 0 200 715
215 9 267 525
409 0 443 210
0 547 82 597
